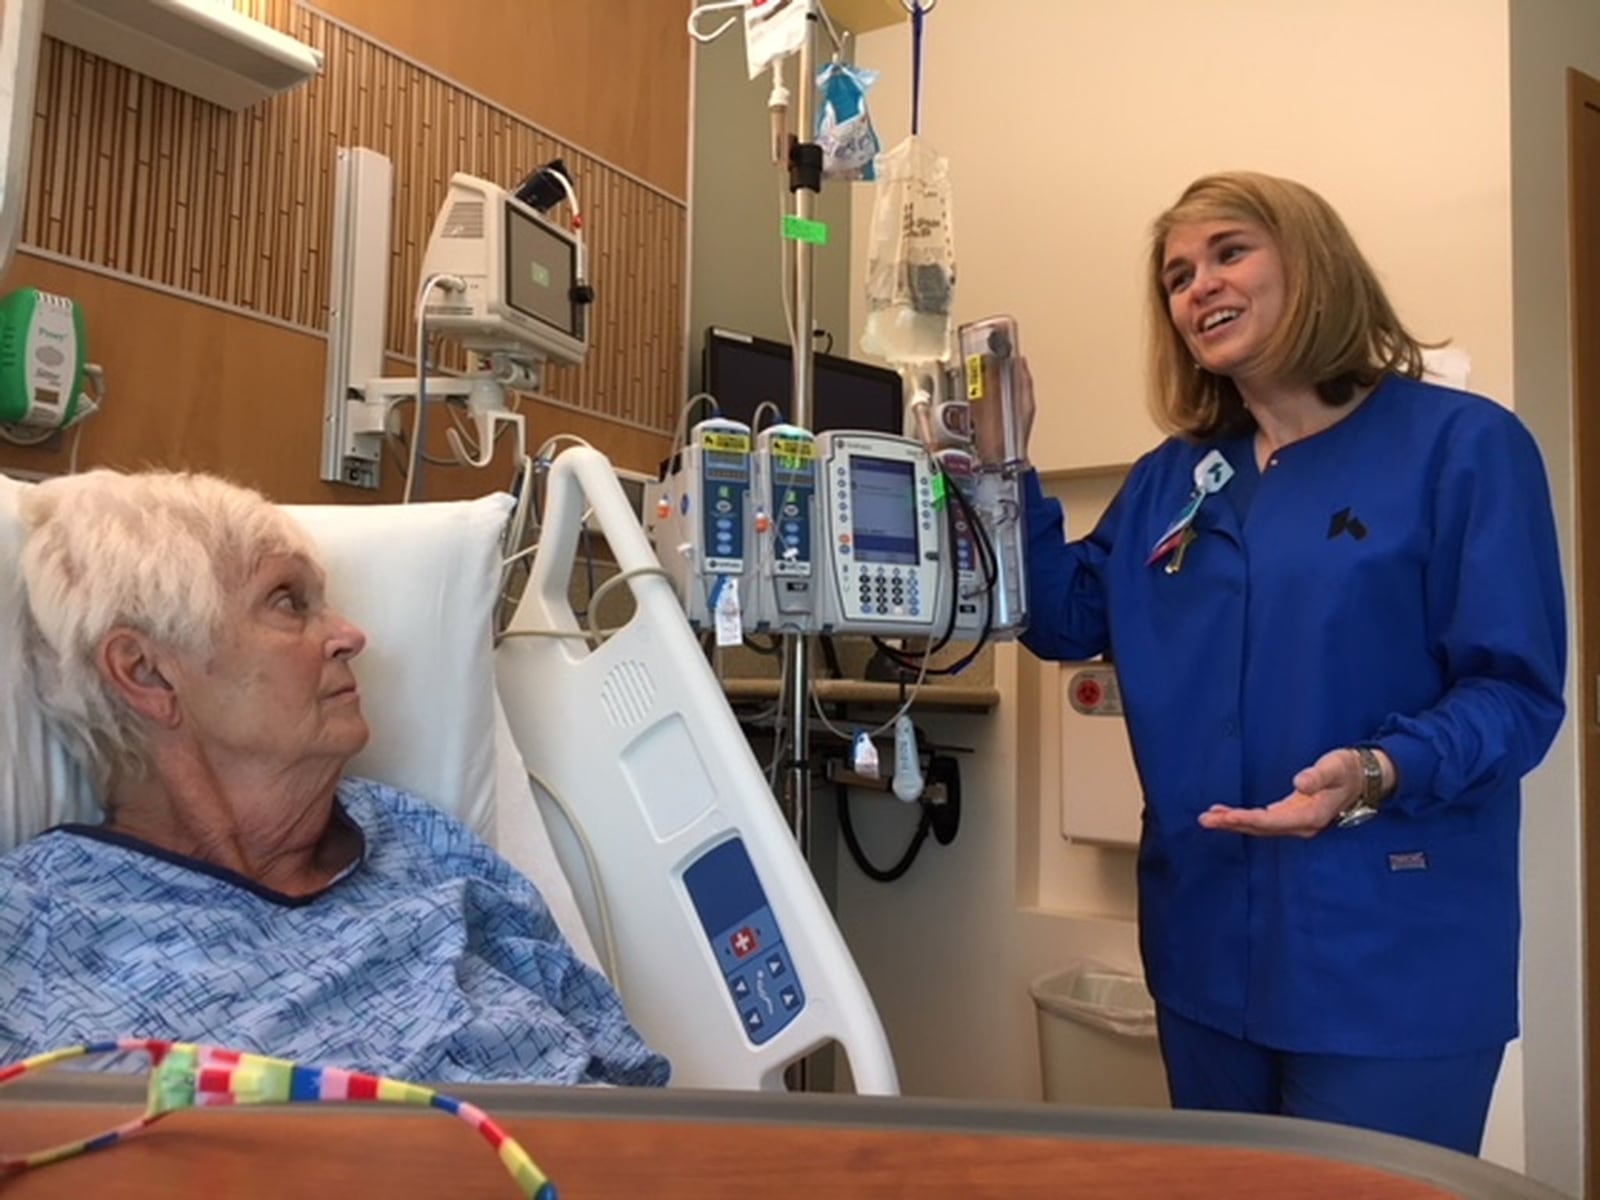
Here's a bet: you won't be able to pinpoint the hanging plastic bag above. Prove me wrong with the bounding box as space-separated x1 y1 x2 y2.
743 0 809 79
860 136 955 364
816 62 880 182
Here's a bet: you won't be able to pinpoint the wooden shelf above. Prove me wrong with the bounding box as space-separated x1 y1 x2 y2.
722 676 998 712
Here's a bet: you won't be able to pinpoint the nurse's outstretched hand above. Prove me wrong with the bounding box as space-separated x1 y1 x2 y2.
1197 748 1361 838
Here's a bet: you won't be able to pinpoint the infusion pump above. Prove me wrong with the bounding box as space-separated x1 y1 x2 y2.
645 316 1037 650
748 425 818 632
646 424 949 639
812 432 947 636
644 417 752 630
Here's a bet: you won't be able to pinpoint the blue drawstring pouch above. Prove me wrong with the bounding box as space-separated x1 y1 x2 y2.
816 62 881 182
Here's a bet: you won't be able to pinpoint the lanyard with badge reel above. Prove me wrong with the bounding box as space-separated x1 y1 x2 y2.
1146 450 1234 575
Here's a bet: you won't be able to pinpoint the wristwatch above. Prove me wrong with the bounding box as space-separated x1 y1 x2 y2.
1335 746 1385 829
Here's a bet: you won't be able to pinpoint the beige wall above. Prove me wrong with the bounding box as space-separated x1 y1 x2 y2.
688 32 855 386
849 0 1513 473
833 0 1585 1189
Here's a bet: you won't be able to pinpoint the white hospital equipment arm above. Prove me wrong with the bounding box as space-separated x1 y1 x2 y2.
495 447 898 1093
0 0 43 282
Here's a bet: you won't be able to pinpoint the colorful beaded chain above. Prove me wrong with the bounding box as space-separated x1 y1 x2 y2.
0 1039 556 1198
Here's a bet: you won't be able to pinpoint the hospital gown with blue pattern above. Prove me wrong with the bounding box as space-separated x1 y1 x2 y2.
0 777 669 1086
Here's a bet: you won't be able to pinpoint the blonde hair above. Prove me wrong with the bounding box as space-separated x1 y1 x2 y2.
19 469 315 789
1146 171 1429 439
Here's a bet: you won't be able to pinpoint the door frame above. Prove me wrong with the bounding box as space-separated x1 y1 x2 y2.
1567 65 1600 1200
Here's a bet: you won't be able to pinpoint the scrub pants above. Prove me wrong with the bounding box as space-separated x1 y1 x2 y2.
1156 1005 1505 1155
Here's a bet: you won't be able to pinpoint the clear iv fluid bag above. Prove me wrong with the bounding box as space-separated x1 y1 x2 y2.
860 137 955 365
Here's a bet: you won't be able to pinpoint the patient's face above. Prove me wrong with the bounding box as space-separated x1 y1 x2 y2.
172 552 370 770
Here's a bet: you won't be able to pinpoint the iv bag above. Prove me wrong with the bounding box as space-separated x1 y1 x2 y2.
744 0 809 79
816 62 880 182
860 136 955 365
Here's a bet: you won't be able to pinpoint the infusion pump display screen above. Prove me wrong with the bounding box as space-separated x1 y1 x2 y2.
849 457 918 565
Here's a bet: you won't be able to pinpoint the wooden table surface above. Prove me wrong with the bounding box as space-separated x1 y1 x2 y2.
0 1083 1568 1199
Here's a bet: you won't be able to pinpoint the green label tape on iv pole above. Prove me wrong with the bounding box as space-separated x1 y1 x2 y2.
781 215 830 245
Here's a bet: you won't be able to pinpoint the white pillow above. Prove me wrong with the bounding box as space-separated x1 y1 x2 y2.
0 476 511 847
288 494 598 967
0 473 96 848
284 494 512 836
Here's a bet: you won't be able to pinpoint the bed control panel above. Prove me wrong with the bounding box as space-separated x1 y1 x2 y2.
683 837 806 1046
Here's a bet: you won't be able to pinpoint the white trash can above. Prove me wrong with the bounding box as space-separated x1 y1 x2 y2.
1030 962 1169 1109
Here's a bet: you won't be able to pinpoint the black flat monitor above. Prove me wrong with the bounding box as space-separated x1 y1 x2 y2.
703 327 903 436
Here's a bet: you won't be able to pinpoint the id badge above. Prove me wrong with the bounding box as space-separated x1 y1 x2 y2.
1146 450 1234 569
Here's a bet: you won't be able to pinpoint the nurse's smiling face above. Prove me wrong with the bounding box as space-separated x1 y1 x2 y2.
1159 218 1287 386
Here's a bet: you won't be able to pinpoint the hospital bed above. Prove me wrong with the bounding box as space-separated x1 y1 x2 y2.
0 452 899 1094
0 1069 1572 1198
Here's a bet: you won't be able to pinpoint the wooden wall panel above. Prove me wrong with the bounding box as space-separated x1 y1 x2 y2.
0 255 333 500
0 255 670 502
10 0 687 493
300 0 693 199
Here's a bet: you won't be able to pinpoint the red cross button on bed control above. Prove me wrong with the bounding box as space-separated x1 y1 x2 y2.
730 927 759 958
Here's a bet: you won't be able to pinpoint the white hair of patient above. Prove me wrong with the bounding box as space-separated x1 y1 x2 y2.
19 469 316 795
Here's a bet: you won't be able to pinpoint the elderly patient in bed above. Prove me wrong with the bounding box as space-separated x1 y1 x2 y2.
0 469 668 1087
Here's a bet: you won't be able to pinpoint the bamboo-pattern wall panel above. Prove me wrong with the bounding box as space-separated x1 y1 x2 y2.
294 0 693 198
21 0 686 435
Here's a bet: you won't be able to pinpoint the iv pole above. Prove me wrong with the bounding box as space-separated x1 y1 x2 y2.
782 6 822 869
777 5 827 1092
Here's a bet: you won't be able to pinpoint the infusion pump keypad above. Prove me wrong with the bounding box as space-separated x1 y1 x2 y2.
853 565 921 618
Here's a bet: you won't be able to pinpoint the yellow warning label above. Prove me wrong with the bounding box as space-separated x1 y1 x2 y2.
771 436 816 461
702 432 750 453
965 354 985 401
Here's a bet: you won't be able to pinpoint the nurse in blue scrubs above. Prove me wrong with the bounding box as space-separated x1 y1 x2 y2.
1019 171 1566 1154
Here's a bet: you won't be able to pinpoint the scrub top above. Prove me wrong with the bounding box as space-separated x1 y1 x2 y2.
1022 375 1565 1057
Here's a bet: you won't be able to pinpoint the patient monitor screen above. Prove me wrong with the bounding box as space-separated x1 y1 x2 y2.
850 456 918 566
504 200 578 338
